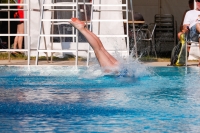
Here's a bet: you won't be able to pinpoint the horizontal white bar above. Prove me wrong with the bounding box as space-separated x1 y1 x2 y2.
43 2 77 6
42 2 92 6
78 2 92 5
40 34 76 37
0 34 28 36
42 19 70 22
91 19 127 22
52 22 71 25
38 50 85 52
40 35 127 38
93 9 127 12
0 9 28 11
89 50 128 53
0 19 28 21
39 9 76 11
96 35 128 37
93 4 127 7
43 3 126 7
0 49 28 52
52 22 91 25
0 4 27 6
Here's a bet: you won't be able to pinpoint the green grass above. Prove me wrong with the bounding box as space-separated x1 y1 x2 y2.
0 52 86 61
0 52 165 62
1 52 198 63
138 55 170 62
0 52 172 62
1 0 16 3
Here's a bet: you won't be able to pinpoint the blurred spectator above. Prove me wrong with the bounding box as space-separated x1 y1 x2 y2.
13 0 24 54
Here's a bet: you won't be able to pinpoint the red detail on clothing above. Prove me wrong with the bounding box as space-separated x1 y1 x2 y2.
18 0 24 22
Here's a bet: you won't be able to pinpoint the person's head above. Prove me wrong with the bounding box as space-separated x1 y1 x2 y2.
196 0 200 10
189 0 194 9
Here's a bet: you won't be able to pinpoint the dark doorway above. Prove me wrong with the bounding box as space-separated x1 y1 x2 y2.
0 4 18 48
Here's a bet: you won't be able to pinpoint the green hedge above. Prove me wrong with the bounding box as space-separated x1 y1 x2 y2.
1 0 16 3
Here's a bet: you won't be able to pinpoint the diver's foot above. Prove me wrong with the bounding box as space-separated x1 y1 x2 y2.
69 18 86 30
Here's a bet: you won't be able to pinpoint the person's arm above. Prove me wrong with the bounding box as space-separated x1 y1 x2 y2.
180 10 188 31
182 10 190 34
177 24 189 39
182 24 189 33
19 0 24 9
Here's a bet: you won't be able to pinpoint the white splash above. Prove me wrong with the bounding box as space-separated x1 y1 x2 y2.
81 51 151 78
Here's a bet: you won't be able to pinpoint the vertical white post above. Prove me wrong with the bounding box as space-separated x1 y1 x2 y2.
75 0 78 67
129 0 137 58
87 0 94 66
8 0 11 62
126 0 129 56
36 0 45 65
51 0 55 63
83 0 88 28
185 34 188 66
27 0 30 65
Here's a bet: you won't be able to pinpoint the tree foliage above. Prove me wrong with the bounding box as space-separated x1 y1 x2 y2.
1 0 16 3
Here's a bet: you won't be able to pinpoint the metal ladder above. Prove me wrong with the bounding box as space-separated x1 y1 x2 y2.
86 0 137 66
0 0 30 65
36 0 88 66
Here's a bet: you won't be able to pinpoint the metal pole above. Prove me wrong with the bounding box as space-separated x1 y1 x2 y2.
129 0 138 58
98 0 101 35
126 0 129 56
83 0 88 29
185 34 187 66
8 0 11 62
27 0 30 65
36 0 45 65
75 0 78 67
39 0 49 63
51 0 55 63
87 0 93 66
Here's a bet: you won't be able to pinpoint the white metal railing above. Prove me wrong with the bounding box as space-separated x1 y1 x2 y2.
0 0 136 66
35 0 87 66
86 0 135 66
0 0 30 64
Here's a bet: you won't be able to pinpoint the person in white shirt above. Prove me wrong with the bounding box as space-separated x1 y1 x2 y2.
183 0 200 66
178 0 194 39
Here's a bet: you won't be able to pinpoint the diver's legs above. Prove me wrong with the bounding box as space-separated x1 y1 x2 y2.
70 18 118 68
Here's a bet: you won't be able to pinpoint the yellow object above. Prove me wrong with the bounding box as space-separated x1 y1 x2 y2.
180 33 185 44
175 62 184 66
175 33 186 66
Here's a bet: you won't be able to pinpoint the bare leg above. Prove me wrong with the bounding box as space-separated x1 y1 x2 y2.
85 28 118 64
13 23 24 52
13 36 18 49
17 23 24 50
70 18 118 68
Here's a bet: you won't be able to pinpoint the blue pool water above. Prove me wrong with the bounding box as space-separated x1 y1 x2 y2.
0 66 200 132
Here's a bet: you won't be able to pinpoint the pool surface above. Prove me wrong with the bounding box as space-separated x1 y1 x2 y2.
0 66 200 132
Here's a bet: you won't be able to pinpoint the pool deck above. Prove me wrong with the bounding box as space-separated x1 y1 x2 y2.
0 59 199 67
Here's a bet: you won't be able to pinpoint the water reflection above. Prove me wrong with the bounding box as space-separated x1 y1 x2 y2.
0 67 200 132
